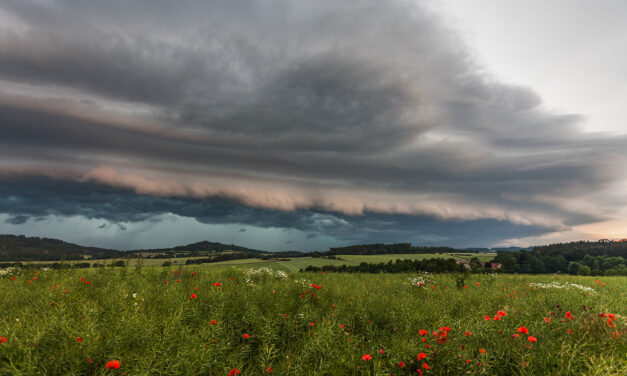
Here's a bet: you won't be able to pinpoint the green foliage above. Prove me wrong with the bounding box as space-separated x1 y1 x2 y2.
0 267 624 375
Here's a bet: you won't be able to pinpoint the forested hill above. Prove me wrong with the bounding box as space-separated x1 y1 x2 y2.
533 240 627 258
326 243 456 255
491 240 627 275
0 234 120 261
128 240 263 255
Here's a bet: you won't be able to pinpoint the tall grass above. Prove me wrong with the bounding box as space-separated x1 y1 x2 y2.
0 267 625 375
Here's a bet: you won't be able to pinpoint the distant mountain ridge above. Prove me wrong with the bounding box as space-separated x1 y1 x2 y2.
0 235 262 261
0 234 119 261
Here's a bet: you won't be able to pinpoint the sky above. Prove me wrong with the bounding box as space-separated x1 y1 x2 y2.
1 0 626 251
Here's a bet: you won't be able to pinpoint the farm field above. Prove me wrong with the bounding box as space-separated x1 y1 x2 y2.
14 252 495 271
202 253 496 272
1 266 624 375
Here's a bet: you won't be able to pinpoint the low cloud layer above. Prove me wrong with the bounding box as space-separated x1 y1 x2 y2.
0 0 625 249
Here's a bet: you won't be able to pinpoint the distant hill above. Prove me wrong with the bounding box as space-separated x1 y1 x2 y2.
128 240 264 256
0 234 266 261
0 234 120 261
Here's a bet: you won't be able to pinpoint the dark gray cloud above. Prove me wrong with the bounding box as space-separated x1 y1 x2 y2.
0 0 625 248
0 175 558 248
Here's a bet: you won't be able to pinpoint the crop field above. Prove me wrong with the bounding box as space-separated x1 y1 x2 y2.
0 266 624 375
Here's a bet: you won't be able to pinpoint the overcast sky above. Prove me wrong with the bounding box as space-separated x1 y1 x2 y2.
1 0 626 251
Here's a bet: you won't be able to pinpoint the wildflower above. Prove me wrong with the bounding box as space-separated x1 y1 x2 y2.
567 329 573 334
476 282 480 286
264 366 273 373
423 363 430 369
464 331 472 336
163 281 168 284
85 281 90 284
312 284 321 290
497 311 507 317
417 353 427 361
242 333 250 339
173 270 179 274
398 361 406 368
417 370 423 376
229 369 240 376
309 322 315 327
76 337 83 343
340 324 345 329
212 282 221 287
484 315 491 321
191 272 196 275
565 311 573 320
517 327 529 334
209 320 218 325
419 329 428 336
479 348 486 354
379 347 384 354
528 336 537 343
493 315 501 321
543 317 551 323
466 359 471 364
0 336 7 344
105 360 121 369
362 354 372 361
331 304 335 308
513 334 520 338
190 294 197 299
87 357 92 363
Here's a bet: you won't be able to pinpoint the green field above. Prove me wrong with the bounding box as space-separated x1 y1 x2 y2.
199 253 497 272
0 265 624 375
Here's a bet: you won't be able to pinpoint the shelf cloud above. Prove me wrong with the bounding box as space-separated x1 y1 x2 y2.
1 0 625 249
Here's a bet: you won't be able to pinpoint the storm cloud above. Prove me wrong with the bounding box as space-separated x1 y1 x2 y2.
0 0 625 249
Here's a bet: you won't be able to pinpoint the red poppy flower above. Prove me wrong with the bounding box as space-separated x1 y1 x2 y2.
476 282 480 286
212 282 221 287
80 278 85 282
0 336 7 344
417 370 423 376
484 315 491 321
105 360 121 369
419 329 428 336
493 316 501 321
417 353 427 361
379 347 384 354
163 281 168 284
513 334 520 338
309 322 315 327
527 336 537 343
567 329 573 334
497 311 507 317
543 317 551 323
85 281 90 284
464 331 472 336
331 304 335 308
565 311 573 320
76 337 82 343
242 333 250 338
312 284 321 290
190 294 197 299
362 354 372 361
517 327 529 334
264 366 273 373
228 369 240 376
423 362 430 369
209 320 218 325
191 272 196 275
398 361 406 368
173 270 179 274
176 280 180 283
339 324 345 329
479 348 486 354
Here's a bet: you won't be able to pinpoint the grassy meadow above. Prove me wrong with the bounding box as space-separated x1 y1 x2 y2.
0 265 625 375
